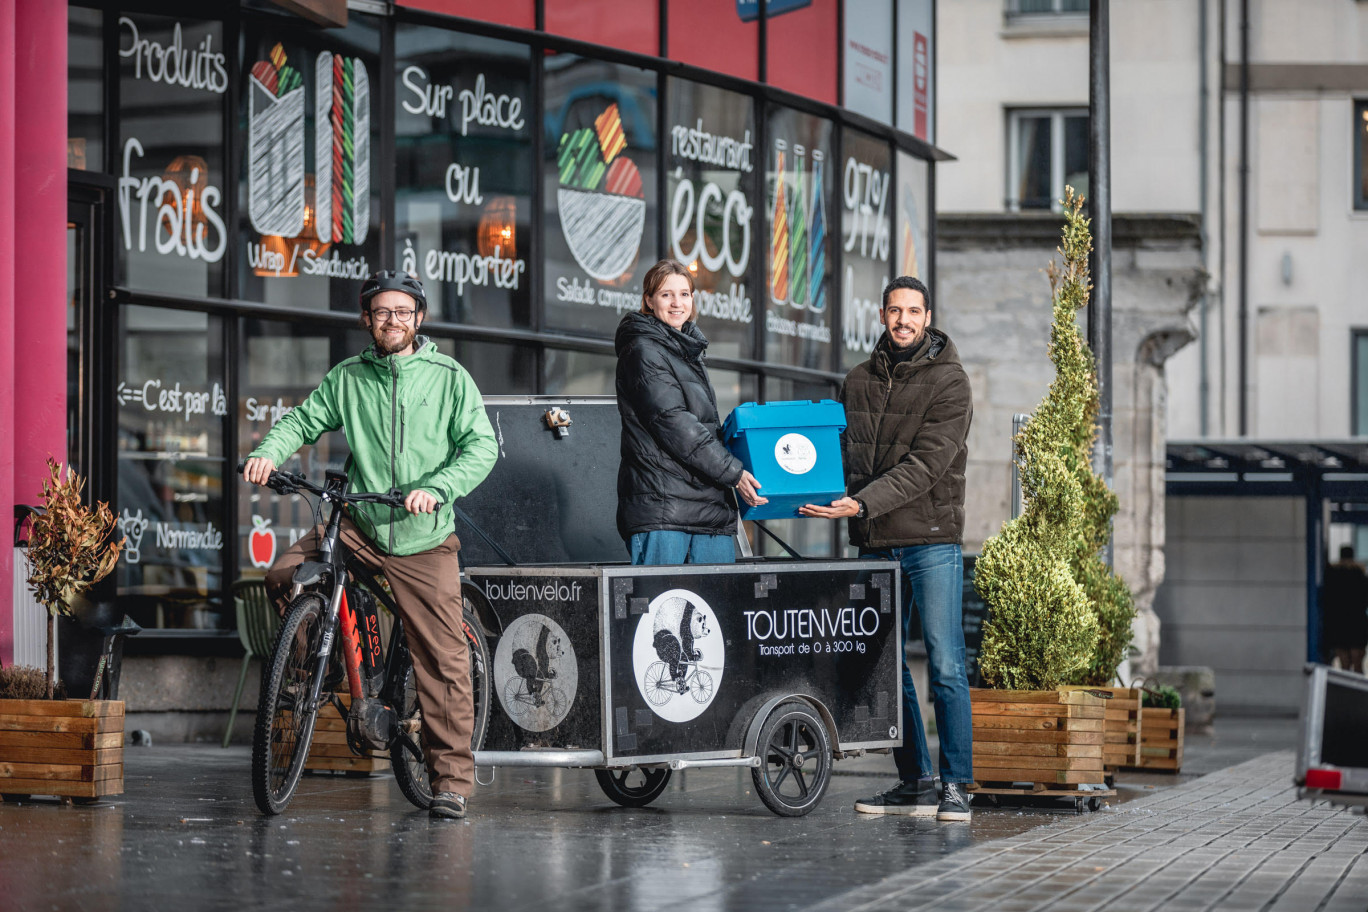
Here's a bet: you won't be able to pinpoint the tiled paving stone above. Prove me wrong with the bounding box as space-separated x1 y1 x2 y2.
808 752 1368 912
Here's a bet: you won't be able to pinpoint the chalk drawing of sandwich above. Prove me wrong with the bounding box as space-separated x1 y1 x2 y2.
556 103 645 282
247 43 306 237
315 51 370 246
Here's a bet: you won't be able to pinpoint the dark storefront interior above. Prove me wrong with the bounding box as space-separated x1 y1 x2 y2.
63 1 938 647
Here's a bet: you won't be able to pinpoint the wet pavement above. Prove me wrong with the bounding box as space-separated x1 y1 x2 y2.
0 718 1303 911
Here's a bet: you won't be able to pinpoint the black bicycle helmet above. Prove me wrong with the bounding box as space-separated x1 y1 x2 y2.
360 270 427 313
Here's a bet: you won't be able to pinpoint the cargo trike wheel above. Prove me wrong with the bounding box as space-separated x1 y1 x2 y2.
751 702 832 817
595 767 672 808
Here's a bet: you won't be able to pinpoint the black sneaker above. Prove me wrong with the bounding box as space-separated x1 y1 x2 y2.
936 782 972 821
854 779 938 816
429 791 467 819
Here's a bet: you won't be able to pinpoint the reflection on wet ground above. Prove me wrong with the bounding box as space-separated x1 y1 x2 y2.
0 718 1297 912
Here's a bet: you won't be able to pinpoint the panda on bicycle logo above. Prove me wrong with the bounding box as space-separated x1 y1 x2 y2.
493 614 577 732
632 589 724 723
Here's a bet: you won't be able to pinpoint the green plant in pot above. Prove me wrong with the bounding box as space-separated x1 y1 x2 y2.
975 189 1102 690
22 459 123 699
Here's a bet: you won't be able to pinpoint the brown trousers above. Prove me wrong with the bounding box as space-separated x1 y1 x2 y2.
265 517 473 798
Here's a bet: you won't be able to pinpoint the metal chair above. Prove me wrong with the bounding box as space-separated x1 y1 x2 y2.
223 578 278 748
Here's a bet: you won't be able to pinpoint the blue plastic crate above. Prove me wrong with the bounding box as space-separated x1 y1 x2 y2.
722 399 847 520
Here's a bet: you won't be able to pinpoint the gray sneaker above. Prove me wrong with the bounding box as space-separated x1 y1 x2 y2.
936 782 972 821
854 779 938 816
429 791 467 819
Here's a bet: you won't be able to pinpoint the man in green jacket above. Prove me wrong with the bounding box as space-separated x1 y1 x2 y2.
244 271 497 820
802 275 974 821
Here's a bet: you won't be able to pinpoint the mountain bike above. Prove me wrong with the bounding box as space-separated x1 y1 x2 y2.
241 464 491 815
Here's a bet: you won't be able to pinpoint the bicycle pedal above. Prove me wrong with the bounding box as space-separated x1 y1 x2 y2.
399 717 422 734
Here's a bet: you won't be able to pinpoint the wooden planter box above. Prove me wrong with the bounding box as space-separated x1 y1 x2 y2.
302 693 388 775
0 699 124 800
1060 685 1142 769
1133 707 1184 772
970 688 1106 788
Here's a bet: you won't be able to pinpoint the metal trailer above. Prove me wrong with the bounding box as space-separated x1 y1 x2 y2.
455 397 903 817
1295 663 1368 813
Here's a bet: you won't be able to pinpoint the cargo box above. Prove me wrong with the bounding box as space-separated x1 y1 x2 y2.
722 400 847 520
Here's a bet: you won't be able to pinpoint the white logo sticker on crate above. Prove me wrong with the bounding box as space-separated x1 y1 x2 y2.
774 433 817 475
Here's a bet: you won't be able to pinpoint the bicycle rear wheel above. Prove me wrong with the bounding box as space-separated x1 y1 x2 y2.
391 605 491 811
252 592 327 815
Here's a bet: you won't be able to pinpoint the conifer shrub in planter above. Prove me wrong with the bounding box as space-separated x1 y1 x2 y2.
970 191 1131 790
1 460 125 804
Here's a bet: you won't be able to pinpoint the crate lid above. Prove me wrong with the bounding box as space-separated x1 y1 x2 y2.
722 399 847 438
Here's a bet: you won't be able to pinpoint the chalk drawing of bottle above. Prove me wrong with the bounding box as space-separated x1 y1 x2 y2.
788 144 809 311
808 150 828 313
315 51 371 245
769 140 790 308
248 43 306 237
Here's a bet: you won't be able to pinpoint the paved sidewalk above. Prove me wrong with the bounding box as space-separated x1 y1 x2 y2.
812 752 1368 912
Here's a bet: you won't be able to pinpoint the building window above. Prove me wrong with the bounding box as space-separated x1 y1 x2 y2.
1006 108 1089 211
1006 0 1088 14
1355 100 1368 211
1354 330 1368 435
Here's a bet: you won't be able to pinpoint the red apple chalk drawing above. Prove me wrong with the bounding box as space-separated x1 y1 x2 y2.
249 515 277 569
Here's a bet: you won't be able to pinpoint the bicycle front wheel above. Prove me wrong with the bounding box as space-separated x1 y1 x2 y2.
252 592 327 815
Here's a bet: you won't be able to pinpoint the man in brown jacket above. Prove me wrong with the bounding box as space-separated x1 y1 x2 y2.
802 275 974 821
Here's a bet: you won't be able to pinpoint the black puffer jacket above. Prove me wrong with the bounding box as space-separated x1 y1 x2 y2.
615 312 744 540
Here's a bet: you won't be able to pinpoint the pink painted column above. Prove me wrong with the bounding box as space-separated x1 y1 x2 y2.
0 0 16 665
13 0 68 507
5 0 68 665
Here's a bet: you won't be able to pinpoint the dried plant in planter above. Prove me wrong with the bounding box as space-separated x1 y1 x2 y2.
23 459 123 699
0 665 59 700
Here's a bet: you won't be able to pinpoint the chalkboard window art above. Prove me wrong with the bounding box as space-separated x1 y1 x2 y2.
246 44 370 245
633 589 724 723
315 51 370 246
493 614 578 732
555 102 646 282
768 139 829 315
248 43 306 237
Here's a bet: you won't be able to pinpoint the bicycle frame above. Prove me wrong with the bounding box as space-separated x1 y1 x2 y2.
285 471 414 755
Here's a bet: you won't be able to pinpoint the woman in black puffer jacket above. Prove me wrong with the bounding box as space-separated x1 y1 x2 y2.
616 259 766 565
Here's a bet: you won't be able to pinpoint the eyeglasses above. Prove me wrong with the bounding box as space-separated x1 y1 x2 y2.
370 308 415 323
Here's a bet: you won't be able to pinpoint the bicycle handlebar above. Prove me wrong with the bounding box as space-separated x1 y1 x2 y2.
236 460 412 510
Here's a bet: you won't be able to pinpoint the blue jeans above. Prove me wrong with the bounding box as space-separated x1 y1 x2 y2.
629 530 735 566
863 543 973 785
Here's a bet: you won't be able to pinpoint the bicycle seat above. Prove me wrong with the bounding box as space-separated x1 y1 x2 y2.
94 616 143 639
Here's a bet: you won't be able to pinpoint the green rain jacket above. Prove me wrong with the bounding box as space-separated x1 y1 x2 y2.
249 336 498 556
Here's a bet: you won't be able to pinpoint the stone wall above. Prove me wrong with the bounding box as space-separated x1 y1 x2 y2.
936 213 1203 675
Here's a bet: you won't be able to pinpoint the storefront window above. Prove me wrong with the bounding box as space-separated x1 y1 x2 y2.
842 0 893 127
666 78 757 361
237 13 382 311
237 320 362 580
897 0 936 145
115 306 228 632
765 107 836 370
68 6 103 171
544 348 617 396
117 13 228 297
668 0 758 83
543 0 659 56
840 128 893 371
395 26 533 328
896 151 930 288
708 368 758 423
542 53 659 340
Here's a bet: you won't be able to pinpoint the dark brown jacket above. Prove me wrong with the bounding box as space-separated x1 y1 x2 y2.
841 328 972 549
